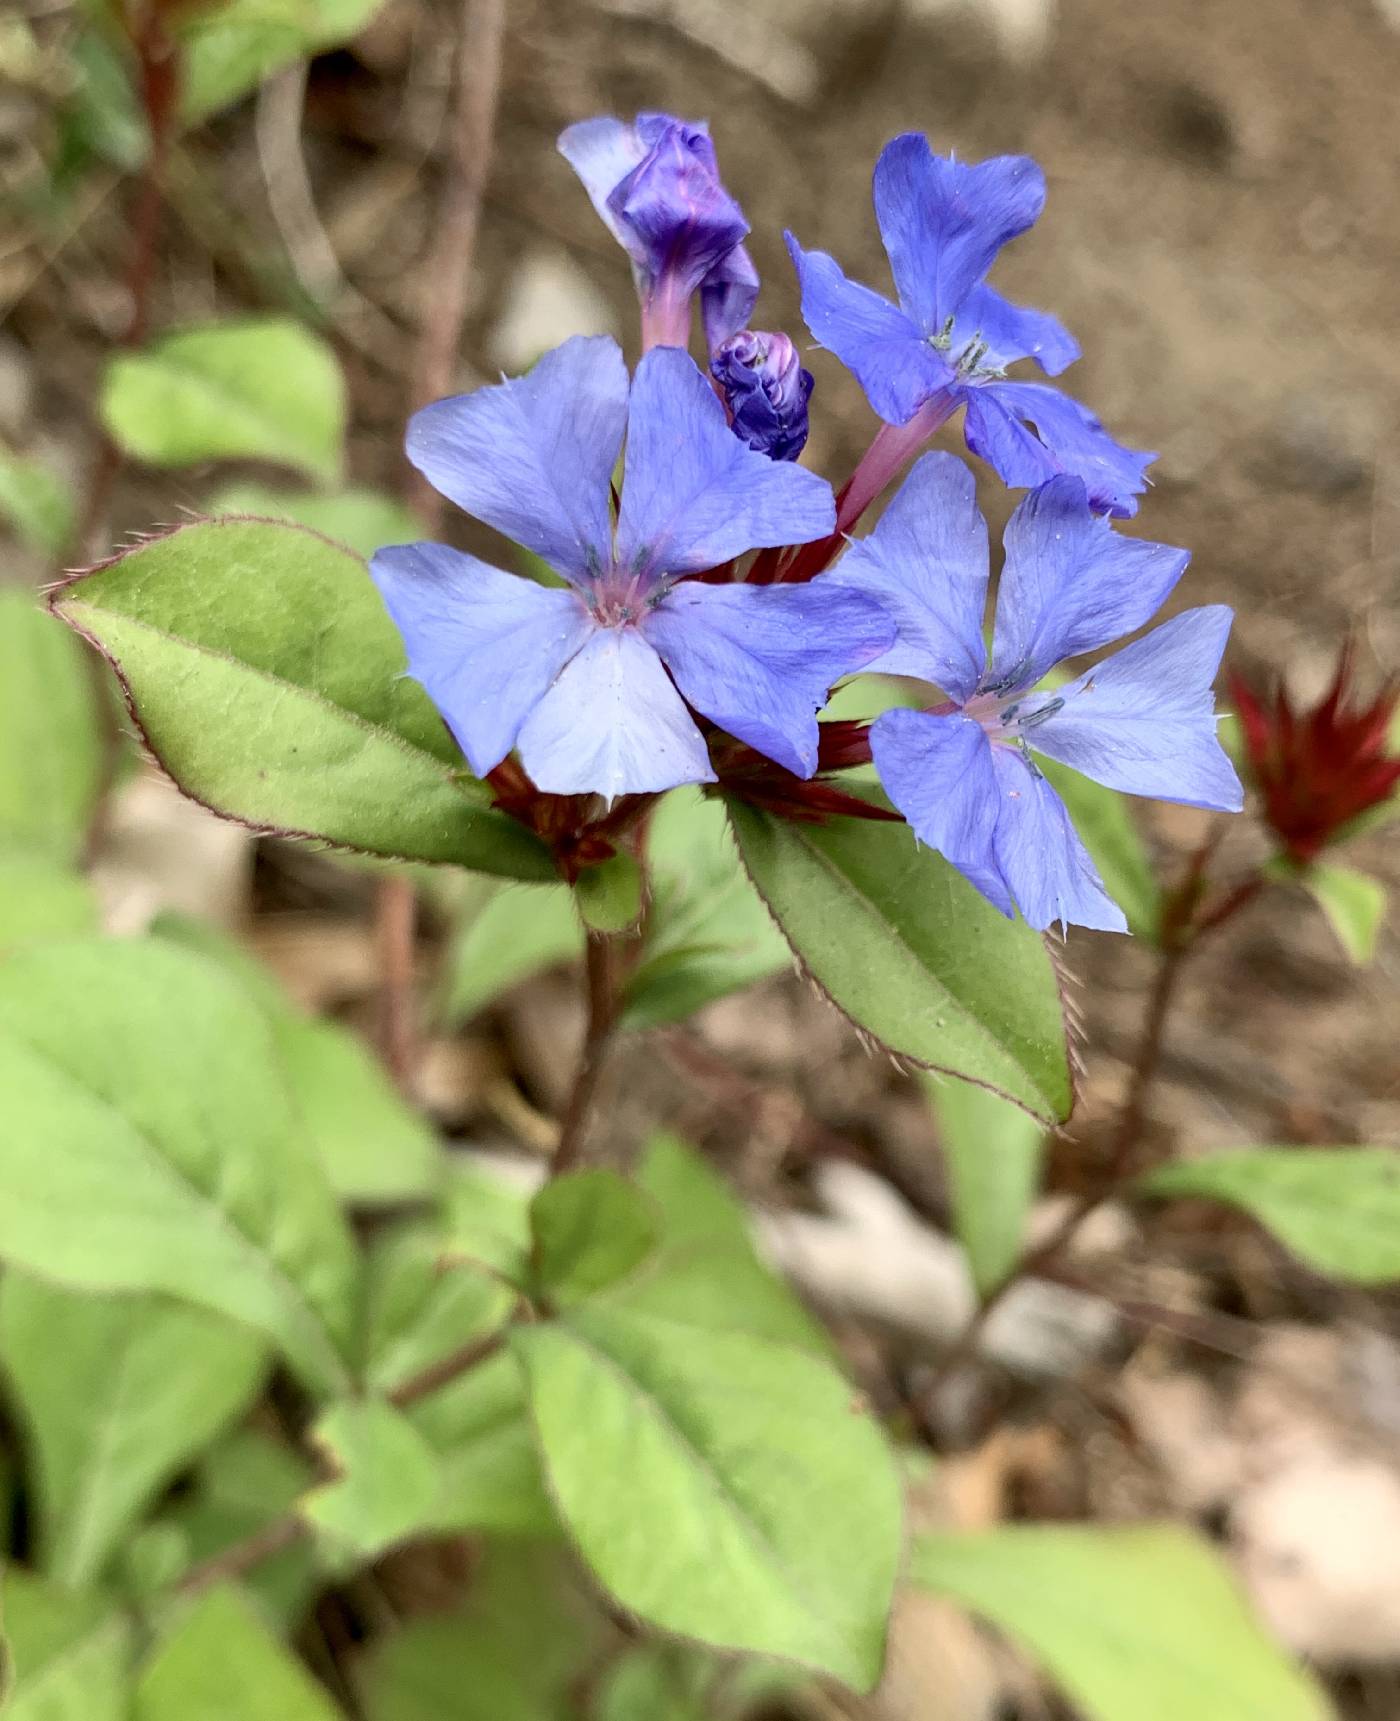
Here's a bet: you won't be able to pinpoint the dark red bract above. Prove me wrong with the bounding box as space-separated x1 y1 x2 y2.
1230 646 1400 862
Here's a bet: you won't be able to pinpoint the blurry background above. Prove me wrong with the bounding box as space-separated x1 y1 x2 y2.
3 0 1400 1715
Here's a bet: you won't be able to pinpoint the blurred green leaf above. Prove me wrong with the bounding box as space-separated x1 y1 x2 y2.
595 1644 801 1721
911 1524 1329 1721
102 320 344 483
0 937 358 1393
180 0 388 123
1299 860 1386 965
514 1306 902 1690
0 1278 266 1587
443 879 582 1023
361 1222 513 1397
530 1170 660 1308
926 1076 1045 1297
206 482 421 559
727 804 1071 1123
621 788 789 1031
0 589 103 864
52 519 554 876
1140 1146 1400 1284
441 1159 535 1285
0 449 74 557
1037 757 1162 940
133 1585 340 1720
576 850 643 933
0 854 97 953
1 1568 133 1721
302 1399 442 1560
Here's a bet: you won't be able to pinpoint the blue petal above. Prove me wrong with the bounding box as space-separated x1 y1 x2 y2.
557 117 648 254
642 578 894 779
615 346 835 579
701 241 761 352
990 476 1190 688
872 135 1046 335
989 749 1128 933
827 452 989 700
963 379 1154 517
406 336 625 583
515 625 713 798
368 542 594 778
870 708 1003 880
1030 606 1244 811
786 233 951 426
951 284 1079 377
610 120 749 300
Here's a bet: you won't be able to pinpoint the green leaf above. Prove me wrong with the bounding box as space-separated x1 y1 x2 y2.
1139 1146 1400 1284
911 1524 1329 1721
0 447 75 557
133 1585 341 1721
925 1076 1044 1297
443 879 583 1023
727 804 1071 1123
0 936 359 1394
302 1399 442 1560
0 589 103 863
0 1278 267 1587
1037 758 1162 941
514 1307 902 1690
51 519 553 876
101 320 344 483
576 851 643 933
596 1644 800 1721
529 1170 660 1307
206 482 422 559
1300 860 1386 965
180 0 388 123
0 854 97 953
441 1159 535 1285
1 1569 133 1721
361 1222 514 1397
621 788 789 1031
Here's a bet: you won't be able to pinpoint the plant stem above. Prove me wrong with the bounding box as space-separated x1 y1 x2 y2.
551 931 621 1178
374 871 418 1093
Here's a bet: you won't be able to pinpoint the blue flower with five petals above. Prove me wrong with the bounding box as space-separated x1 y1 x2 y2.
830 453 1242 931
787 134 1153 517
370 337 894 801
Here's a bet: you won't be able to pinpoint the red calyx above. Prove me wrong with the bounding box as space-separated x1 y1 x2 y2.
708 723 903 824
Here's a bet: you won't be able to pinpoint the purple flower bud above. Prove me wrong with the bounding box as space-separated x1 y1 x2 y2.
559 113 758 353
711 331 814 462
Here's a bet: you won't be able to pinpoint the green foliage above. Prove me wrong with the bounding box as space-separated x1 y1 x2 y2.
1037 756 1163 941
0 853 97 953
911 1524 1329 1720
926 1075 1045 1296
443 879 583 1023
621 788 789 1031
206 481 422 559
51 518 554 876
727 803 1072 1122
133 1586 340 1720
514 1306 902 1690
178 0 389 124
101 320 344 483
1140 1146 1400 1283
360 1222 513 1396
576 850 644 932
0 447 75 557
529 1169 660 1307
596 1645 800 1720
442 1159 536 1284
1299 859 1386 964
303 1399 443 1560
0 589 103 864
1 1567 133 1720
0 936 359 1393
0 1278 266 1587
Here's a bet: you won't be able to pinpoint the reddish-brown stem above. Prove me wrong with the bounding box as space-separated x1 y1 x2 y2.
551 931 621 1178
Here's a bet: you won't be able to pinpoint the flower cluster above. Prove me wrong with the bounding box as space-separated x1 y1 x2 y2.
371 112 1242 932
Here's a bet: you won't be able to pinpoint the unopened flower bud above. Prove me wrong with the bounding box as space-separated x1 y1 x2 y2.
711 331 814 462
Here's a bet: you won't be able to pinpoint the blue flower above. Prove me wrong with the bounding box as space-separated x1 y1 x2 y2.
711 330 814 461
559 113 759 353
370 337 893 800
787 133 1153 517
831 454 1242 931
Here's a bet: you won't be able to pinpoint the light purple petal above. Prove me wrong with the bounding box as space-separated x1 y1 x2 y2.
990 476 1190 687
701 241 761 352
642 579 895 779
515 625 713 798
558 118 649 255
610 122 749 300
989 749 1128 933
963 379 1154 518
951 284 1079 377
406 336 625 584
615 346 834 579
827 452 989 699
368 542 594 778
786 233 951 426
872 135 1046 335
1030 606 1244 811
870 708 1003 879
